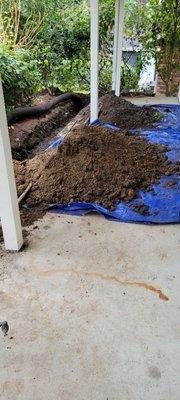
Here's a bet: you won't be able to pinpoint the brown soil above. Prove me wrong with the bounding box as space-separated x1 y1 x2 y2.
9 93 89 161
20 209 45 227
132 203 151 216
12 93 178 226
9 93 158 162
14 125 178 213
99 94 159 129
9 101 78 160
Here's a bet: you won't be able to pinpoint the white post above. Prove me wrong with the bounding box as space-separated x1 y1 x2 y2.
0 80 23 250
112 0 119 91
90 0 99 123
115 0 125 96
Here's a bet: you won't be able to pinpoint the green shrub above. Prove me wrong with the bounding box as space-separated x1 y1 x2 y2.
0 46 41 109
0 0 146 108
121 63 140 92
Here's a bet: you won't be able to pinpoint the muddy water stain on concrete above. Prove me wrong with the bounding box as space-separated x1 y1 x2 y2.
32 266 169 301
148 366 162 379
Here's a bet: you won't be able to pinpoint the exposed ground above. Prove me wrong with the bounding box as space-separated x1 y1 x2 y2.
10 92 179 226
9 91 89 160
10 93 158 162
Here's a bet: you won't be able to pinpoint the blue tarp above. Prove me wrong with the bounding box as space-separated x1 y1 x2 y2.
28 104 180 224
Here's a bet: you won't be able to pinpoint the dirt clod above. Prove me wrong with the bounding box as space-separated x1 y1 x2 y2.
132 203 150 216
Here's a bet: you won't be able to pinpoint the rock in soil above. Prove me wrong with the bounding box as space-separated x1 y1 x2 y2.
14 125 179 214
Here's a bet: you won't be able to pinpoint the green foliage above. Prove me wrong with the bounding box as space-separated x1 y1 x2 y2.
124 0 145 38
3 0 175 108
140 0 180 95
34 1 90 89
121 63 139 92
0 0 43 108
0 46 41 109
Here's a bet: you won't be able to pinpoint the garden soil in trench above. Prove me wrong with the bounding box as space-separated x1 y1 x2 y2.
13 94 179 226
9 92 89 161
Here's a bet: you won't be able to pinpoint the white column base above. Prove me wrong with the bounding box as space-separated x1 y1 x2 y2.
0 80 23 251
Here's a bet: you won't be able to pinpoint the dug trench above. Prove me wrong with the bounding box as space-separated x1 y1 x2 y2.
13 94 179 228
5 90 88 228
9 92 159 162
9 91 88 161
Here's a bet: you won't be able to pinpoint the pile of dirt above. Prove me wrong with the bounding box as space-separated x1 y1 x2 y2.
15 125 178 213
9 93 159 162
99 93 160 129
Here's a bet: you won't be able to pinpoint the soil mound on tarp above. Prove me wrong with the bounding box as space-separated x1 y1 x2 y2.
99 94 160 129
20 125 178 211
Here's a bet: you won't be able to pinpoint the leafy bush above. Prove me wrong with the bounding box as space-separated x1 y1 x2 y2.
0 46 41 109
0 0 146 108
121 64 140 92
135 0 180 95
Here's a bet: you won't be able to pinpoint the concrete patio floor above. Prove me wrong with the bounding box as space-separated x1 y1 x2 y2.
125 95 179 106
0 212 180 400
